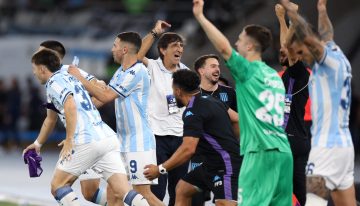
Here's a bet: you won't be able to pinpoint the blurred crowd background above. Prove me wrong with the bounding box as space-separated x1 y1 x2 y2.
0 0 359 154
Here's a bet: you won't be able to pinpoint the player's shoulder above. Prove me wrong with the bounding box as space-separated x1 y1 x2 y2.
218 84 235 92
195 95 217 110
130 61 148 72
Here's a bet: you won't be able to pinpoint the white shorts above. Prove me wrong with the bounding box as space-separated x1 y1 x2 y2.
56 137 126 180
306 147 354 190
121 150 158 185
78 168 103 181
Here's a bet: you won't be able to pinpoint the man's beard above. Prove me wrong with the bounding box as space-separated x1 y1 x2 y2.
206 75 219 86
210 79 218 85
175 97 185 108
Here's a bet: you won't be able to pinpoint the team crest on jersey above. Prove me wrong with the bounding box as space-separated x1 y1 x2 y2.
219 92 228 102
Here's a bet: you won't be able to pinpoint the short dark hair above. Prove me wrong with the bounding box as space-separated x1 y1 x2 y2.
244 24 272 52
157 32 184 60
193 54 219 73
39 40 66 59
172 70 200 93
117 32 142 53
31 49 61 73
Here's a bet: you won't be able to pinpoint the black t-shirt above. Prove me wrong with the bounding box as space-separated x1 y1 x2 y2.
200 85 237 111
183 93 241 172
281 61 311 154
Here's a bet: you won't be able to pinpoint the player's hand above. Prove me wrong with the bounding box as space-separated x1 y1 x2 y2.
153 20 171 35
23 143 41 156
317 0 327 12
193 0 204 18
92 79 107 90
68 65 81 79
143 164 160 180
280 0 298 13
275 4 286 19
58 138 73 162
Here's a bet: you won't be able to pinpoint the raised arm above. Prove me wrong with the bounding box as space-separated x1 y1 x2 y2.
275 4 289 47
284 24 300 66
281 0 324 62
317 0 334 42
137 20 171 67
193 0 232 60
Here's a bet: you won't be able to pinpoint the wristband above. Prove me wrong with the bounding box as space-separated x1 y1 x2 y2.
158 164 167 174
34 140 42 148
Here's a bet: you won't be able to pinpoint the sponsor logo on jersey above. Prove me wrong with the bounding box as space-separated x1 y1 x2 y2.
131 174 139 180
213 175 222 187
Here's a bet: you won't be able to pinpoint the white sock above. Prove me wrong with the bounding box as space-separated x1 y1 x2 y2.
123 190 149 206
305 193 328 206
55 186 81 206
92 188 107 206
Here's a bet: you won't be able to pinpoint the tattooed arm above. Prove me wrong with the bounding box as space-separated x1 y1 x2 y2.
280 0 324 62
317 0 334 42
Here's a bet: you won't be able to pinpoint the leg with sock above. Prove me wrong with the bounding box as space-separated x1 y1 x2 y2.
91 188 108 206
123 190 150 206
54 186 81 206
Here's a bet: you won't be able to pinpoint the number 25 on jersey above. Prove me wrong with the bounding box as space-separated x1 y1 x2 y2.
255 90 284 127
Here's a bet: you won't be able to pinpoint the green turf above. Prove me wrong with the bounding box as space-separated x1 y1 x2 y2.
0 201 17 206
0 201 37 206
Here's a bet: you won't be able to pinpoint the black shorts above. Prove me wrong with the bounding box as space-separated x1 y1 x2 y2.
182 165 238 201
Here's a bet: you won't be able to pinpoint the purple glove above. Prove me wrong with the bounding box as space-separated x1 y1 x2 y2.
23 149 43 177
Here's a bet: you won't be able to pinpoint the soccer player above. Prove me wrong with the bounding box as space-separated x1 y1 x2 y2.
281 0 356 205
68 32 163 206
193 0 293 205
194 54 237 112
275 4 311 205
192 54 239 206
24 49 149 206
144 69 241 206
37 40 108 205
137 21 190 206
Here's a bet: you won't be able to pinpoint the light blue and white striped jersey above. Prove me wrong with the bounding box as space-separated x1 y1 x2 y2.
109 61 155 152
46 71 116 145
60 64 95 81
309 41 352 148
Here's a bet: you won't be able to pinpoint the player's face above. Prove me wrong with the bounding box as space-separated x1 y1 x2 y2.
199 58 220 85
32 63 46 85
111 38 125 64
161 41 184 65
172 84 185 108
289 41 315 66
235 30 251 56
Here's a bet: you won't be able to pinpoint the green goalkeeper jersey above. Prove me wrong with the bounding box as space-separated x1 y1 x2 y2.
225 49 291 155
